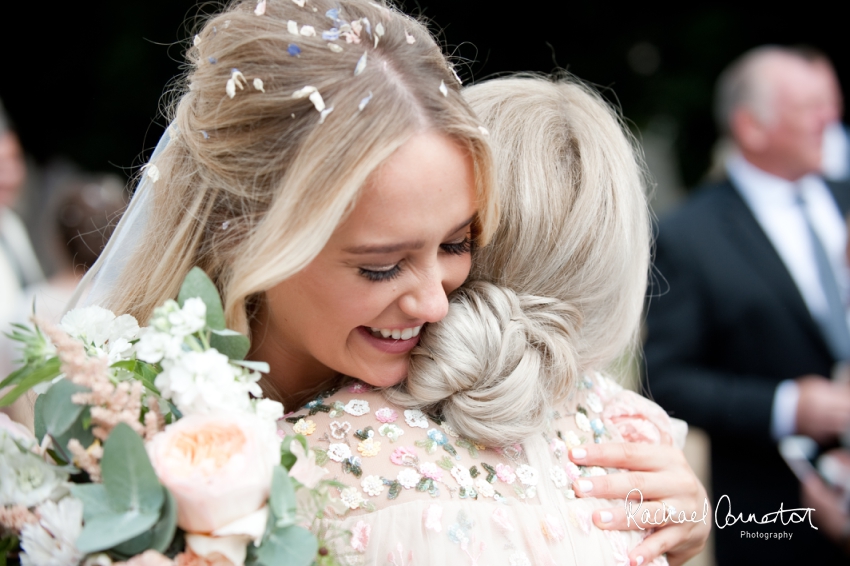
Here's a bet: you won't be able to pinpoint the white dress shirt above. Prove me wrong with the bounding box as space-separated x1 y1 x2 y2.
726 154 849 439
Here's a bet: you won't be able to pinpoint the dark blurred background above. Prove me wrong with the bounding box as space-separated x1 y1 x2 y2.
1 1 848 191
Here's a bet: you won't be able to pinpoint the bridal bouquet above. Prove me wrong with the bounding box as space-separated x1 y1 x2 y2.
0 269 341 566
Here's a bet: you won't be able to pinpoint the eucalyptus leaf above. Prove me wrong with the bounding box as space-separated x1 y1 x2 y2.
111 488 177 557
70 483 113 520
279 435 308 471
101 423 164 514
0 357 61 407
209 330 250 361
39 379 88 439
74 509 161 554
269 466 297 528
177 267 225 330
255 525 318 566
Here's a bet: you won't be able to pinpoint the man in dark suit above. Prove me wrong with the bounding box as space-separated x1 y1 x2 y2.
645 46 850 564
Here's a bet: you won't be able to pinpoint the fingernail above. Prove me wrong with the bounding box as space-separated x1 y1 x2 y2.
571 448 587 459
578 479 593 493
600 511 613 523
635 556 644 566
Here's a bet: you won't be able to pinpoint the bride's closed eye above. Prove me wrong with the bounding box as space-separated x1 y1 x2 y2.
358 236 472 282
440 236 473 255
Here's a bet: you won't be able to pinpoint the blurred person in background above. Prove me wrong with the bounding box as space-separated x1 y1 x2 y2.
644 46 850 564
805 51 850 182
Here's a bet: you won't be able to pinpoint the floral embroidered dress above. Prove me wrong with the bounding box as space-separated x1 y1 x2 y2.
279 373 686 566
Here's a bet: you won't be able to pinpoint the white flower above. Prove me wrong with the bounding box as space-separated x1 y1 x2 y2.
169 298 207 335
475 477 495 498
397 468 422 489
0 432 69 507
515 464 539 487
254 398 284 423
423 504 442 532
360 475 384 497
60 306 140 362
509 553 531 566
327 443 352 462
565 431 582 448
419 461 442 481
135 328 183 364
586 392 603 413
575 411 591 432
20 497 84 566
339 487 364 509
404 409 428 429
588 466 608 476
344 399 370 416
550 466 568 488
450 465 473 488
155 349 262 416
378 423 403 442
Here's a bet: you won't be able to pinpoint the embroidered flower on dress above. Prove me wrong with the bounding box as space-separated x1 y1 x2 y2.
357 437 381 457
423 504 443 532
378 423 403 442
375 407 398 423
360 475 384 497
588 466 607 476
550 437 566 457
495 463 516 484
475 477 495 498
565 430 582 448
348 381 370 393
397 468 422 489
491 507 514 531
541 515 565 541
515 464 539 486
586 392 603 413
292 418 316 435
419 461 442 481
451 465 473 488
509 554 531 566
575 411 592 432
565 461 581 483
351 520 370 552
571 508 593 535
441 422 459 438
330 421 351 439
404 409 428 429
327 443 352 462
344 399 370 416
426 429 447 444
590 418 606 436
339 486 365 509
390 446 417 466
550 466 568 488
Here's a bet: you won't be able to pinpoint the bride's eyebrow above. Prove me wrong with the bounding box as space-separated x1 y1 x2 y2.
343 214 476 255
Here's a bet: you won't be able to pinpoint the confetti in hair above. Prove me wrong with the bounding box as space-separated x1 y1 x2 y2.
293 85 326 112
319 107 334 124
405 30 416 44
292 0 306 6
288 44 302 56
146 164 161 183
354 52 368 76
328 43 343 53
201 130 210 140
193 34 201 46
439 80 448 97
253 78 265 92
300 25 316 36
450 66 463 85
322 28 340 41
288 20 299 34
208 56 218 64
326 8 339 20
478 126 490 136
358 91 373 111
254 0 267 16
374 22 384 47
226 69 248 98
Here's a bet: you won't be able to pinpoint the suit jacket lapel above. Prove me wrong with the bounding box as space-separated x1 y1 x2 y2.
718 181 830 353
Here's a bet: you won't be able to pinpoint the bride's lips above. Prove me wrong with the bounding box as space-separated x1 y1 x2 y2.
356 325 421 354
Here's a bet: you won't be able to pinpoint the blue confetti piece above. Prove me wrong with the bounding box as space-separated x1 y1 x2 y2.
322 28 340 41
201 130 209 140
208 56 218 64
288 44 302 57
325 8 339 20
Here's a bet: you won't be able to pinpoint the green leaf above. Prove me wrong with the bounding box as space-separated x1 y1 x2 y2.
209 329 251 360
255 525 318 566
70 483 113 520
111 360 160 394
74 509 161 554
279 435 308 471
0 357 61 407
269 466 297 528
178 267 225 330
232 359 270 373
101 423 164 514
0 364 30 389
39 379 88 439
111 489 178 557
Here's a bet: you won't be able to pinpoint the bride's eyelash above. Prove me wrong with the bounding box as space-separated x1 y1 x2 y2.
359 264 402 282
441 237 473 255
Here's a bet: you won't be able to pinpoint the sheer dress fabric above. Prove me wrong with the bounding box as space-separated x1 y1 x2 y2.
279 373 683 566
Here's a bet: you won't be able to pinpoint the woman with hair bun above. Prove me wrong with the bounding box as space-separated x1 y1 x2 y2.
79 0 709 563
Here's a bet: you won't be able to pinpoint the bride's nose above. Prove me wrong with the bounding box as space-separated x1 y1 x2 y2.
398 267 450 323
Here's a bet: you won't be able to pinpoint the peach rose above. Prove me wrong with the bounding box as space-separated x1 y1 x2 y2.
146 413 279 534
601 389 673 445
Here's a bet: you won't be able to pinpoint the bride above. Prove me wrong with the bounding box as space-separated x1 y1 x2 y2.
80 0 709 563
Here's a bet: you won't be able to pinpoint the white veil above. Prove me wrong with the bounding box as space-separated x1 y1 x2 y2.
68 128 172 310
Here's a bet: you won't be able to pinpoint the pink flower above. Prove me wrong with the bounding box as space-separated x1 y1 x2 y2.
491 507 514 532
423 504 443 532
419 461 443 480
146 413 279 534
602 390 673 445
541 514 565 541
565 461 582 483
550 437 566 456
390 446 417 465
375 407 398 423
495 463 516 484
348 381 370 393
351 520 371 553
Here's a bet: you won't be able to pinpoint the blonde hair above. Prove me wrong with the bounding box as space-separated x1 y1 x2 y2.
104 0 497 335
387 77 650 446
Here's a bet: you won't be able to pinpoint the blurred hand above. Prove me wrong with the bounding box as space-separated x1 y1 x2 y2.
800 472 848 549
795 375 850 443
570 442 710 566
